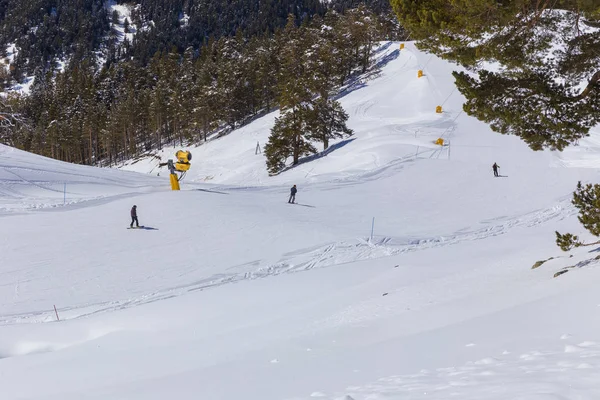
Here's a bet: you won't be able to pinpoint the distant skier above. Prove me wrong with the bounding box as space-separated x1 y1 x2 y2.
492 162 500 177
130 205 139 228
288 185 297 204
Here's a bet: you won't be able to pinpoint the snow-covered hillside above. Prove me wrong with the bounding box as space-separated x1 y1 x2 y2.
0 145 163 213
120 41 600 184
2 42 600 400
106 0 138 44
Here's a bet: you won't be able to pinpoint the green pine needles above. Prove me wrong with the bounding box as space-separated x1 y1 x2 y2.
1 6 392 169
264 11 379 174
390 0 600 151
556 182 600 251
264 100 353 175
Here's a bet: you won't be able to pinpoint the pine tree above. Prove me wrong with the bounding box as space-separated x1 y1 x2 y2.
303 17 353 150
193 56 217 142
264 118 293 174
253 34 280 112
453 69 600 151
555 232 581 252
277 15 313 111
304 19 337 95
0 95 28 149
264 107 317 174
346 6 380 73
390 0 600 151
216 33 253 128
177 47 197 145
265 14 316 171
556 182 600 251
307 97 353 150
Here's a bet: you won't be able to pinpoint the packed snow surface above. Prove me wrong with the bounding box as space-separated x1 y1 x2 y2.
2 42 600 400
106 0 137 43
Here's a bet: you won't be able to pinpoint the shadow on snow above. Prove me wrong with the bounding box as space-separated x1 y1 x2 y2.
278 138 357 175
129 226 159 230
194 188 229 195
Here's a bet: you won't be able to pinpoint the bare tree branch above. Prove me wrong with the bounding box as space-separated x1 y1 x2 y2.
0 99 26 130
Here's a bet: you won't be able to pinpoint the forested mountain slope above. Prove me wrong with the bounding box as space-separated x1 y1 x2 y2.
0 0 392 78
0 1 401 168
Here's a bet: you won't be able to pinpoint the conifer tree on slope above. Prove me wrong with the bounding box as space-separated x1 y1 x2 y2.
0 97 28 148
265 15 316 174
176 47 196 145
306 97 352 151
265 109 317 174
304 21 353 150
250 35 279 113
390 0 600 151
556 182 600 251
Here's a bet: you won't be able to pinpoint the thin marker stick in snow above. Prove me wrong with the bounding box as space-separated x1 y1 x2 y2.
370 217 375 241
440 87 457 107
63 182 66 205
54 305 60 321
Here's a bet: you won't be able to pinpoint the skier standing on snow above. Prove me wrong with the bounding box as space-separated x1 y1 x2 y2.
130 205 139 228
492 162 500 177
288 185 297 204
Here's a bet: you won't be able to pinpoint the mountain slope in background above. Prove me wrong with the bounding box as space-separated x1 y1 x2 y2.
0 0 389 83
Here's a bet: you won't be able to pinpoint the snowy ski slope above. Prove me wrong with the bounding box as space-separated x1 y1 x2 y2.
0 144 164 214
2 42 600 400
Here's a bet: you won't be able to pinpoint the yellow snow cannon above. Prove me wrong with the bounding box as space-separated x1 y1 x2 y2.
159 150 192 190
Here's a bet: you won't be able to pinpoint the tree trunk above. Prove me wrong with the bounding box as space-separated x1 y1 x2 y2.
293 133 300 165
123 127 128 159
89 127 93 165
361 40 373 73
292 110 300 164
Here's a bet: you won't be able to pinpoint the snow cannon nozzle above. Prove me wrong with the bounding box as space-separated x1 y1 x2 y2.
175 150 192 167
164 150 192 190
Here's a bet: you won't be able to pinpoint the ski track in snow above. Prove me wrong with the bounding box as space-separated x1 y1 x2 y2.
0 41 590 327
307 340 600 400
3 41 600 400
0 147 164 212
0 197 575 325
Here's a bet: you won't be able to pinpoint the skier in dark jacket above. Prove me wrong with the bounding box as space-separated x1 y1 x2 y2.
492 162 500 177
288 185 297 204
130 205 139 228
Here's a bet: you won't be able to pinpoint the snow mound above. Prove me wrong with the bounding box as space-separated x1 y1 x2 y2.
0 144 162 212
